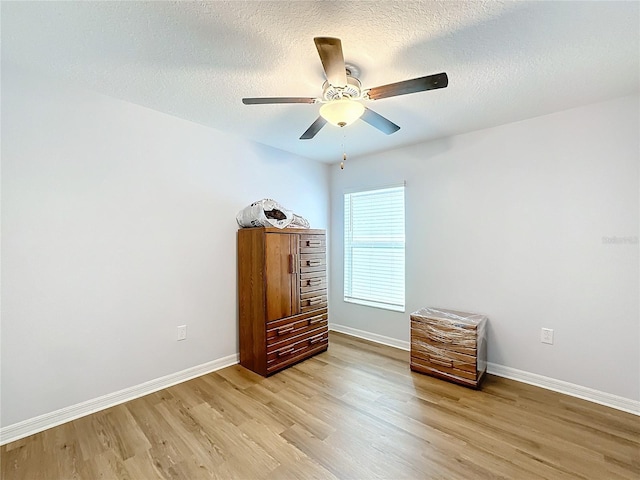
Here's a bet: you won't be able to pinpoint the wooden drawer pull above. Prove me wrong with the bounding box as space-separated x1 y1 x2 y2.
288 254 295 274
428 355 453 368
308 315 324 325
306 240 322 247
307 279 322 286
307 297 323 306
306 260 322 267
277 326 294 335
309 335 324 345
277 347 294 357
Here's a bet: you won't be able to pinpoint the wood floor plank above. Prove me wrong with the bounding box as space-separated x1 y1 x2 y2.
2 331 638 479
237 418 306 465
87 449 133 480
267 455 339 480
188 403 280 473
214 364 264 390
122 449 166 479
279 423 375 479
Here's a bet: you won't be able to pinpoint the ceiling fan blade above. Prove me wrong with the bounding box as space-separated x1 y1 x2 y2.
300 116 328 140
314 37 347 87
242 97 317 105
367 72 448 101
361 107 400 135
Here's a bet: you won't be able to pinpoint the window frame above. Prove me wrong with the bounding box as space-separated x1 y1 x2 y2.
343 183 406 313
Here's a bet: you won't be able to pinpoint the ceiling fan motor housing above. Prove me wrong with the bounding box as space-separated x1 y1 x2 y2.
322 76 362 101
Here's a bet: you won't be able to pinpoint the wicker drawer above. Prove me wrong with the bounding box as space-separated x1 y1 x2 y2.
410 307 487 389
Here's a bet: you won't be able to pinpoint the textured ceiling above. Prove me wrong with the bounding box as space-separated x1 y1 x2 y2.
2 1 639 163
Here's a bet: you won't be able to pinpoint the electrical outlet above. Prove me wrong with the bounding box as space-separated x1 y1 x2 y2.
177 325 187 341
541 328 554 344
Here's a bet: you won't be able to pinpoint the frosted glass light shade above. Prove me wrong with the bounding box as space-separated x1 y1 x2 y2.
319 99 365 127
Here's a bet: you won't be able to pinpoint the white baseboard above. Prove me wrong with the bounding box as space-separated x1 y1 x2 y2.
330 323 410 351
0 353 239 446
330 324 639 416
486 362 640 415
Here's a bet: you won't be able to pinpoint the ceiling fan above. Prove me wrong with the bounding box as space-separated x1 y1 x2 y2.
242 37 448 140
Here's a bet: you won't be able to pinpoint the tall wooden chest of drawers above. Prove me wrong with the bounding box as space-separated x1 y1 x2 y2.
238 227 328 376
410 307 487 388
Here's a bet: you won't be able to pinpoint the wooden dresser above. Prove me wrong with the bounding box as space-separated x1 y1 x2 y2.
238 227 328 376
410 307 487 389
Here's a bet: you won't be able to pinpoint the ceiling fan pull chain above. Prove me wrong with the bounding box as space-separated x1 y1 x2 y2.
341 134 347 170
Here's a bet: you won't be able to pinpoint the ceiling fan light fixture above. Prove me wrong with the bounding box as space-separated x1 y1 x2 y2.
319 99 365 127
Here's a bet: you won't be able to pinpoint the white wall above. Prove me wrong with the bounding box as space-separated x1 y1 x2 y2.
330 95 639 401
1 65 330 427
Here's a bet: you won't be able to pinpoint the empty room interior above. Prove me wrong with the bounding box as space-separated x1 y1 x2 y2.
1 1 639 479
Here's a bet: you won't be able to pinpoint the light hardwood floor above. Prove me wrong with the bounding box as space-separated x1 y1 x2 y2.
2 332 639 479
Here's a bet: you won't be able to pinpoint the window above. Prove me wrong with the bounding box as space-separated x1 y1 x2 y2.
344 184 405 312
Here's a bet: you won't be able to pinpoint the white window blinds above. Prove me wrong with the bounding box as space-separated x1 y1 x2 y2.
344 184 405 312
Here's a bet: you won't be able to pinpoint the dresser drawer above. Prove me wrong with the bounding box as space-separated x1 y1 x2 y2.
300 290 327 312
267 324 327 353
299 235 326 254
299 253 326 273
266 330 328 373
410 355 477 382
411 319 476 355
266 310 328 344
411 341 477 375
300 275 327 294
